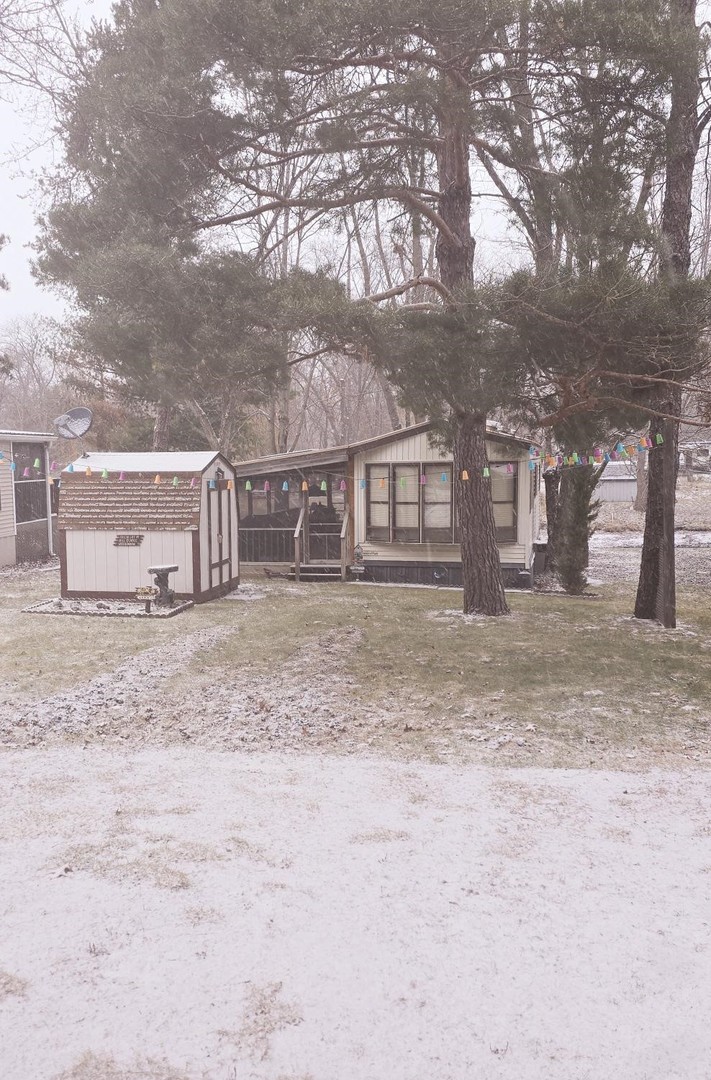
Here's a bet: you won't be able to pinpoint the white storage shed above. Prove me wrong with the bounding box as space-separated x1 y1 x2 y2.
58 451 239 602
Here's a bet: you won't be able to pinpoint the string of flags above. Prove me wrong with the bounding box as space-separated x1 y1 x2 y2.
0 431 663 489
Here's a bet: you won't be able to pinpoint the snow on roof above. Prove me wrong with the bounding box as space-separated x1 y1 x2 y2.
62 451 219 475
0 430 54 441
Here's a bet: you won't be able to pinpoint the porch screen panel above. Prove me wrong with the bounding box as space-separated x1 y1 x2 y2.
12 442 48 524
393 464 419 541
366 464 390 540
491 463 517 542
423 463 453 542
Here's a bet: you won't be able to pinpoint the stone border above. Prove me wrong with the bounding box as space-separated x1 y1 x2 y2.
23 597 195 619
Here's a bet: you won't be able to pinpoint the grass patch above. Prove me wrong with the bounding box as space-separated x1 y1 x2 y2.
3 565 711 768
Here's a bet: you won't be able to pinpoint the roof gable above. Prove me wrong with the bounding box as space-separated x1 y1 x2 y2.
63 451 220 474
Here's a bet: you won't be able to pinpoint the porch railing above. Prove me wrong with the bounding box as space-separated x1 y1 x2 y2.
239 528 294 563
239 520 343 572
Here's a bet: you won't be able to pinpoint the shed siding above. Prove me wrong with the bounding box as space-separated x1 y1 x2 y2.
597 479 637 503
65 530 194 595
199 460 239 593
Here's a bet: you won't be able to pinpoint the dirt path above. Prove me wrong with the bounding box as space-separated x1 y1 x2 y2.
1 748 710 1080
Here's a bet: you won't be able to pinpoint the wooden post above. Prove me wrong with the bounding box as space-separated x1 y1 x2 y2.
302 486 310 565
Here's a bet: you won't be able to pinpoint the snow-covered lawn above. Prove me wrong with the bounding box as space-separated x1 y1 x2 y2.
2 748 710 1080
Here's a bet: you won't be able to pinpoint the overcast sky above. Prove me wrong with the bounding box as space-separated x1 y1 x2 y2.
0 0 113 325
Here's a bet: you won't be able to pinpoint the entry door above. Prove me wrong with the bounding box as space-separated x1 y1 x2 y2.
208 471 232 589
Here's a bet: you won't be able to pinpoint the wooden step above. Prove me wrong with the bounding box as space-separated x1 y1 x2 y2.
288 564 343 582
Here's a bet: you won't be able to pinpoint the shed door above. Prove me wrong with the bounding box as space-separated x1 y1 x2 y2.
208 470 232 589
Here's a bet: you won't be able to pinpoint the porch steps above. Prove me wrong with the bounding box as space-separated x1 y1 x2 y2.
288 563 343 583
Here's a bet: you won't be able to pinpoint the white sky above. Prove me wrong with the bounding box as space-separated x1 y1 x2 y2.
0 0 113 324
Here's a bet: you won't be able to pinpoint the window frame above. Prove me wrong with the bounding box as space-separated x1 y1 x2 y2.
364 460 519 545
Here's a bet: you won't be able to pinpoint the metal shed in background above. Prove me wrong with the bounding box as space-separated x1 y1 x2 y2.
595 460 638 503
58 451 238 602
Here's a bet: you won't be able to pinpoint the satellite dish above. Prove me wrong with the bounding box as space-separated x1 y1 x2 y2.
54 407 93 439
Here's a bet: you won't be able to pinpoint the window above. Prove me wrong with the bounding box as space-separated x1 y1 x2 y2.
364 460 518 545
366 464 390 540
393 464 419 541
423 463 453 542
12 443 48 524
491 463 517 543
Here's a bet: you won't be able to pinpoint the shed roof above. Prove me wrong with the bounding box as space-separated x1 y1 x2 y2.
234 422 535 479
59 472 203 531
62 451 219 474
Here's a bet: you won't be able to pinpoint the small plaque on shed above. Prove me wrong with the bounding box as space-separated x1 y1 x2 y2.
114 534 144 547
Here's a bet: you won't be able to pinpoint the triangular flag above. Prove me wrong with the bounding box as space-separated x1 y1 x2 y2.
33 458 41 469
119 471 126 481
190 477 197 488
340 479 347 491
172 476 179 487
656 433 664 445
22 467 30 478
154 473 161 484
483 467 490 478
50 460 58 471
320 479 327 492
209 479 216 490
9 461 16 471
227 479 234 490
66 463 74 473
301 480 308 491
282 480 289 492
101 468 109 479
85 466 92 477
461 469 470 481
264 480 271 492
507 463 514 473
245 480 252 491
441 472 447 483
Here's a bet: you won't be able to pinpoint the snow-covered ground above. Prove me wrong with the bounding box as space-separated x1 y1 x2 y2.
1 749 710 1080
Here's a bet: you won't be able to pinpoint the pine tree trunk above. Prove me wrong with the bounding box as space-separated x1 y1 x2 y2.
454 412 509 615
543 468 561 571
436 90 507 615
152 403 171 451
635 416 667 618
635 0 699 624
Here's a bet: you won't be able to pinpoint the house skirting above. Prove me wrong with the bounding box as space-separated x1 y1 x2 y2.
361 560 531 588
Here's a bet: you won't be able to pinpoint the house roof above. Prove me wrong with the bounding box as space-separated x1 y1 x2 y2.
62 451 220 475
598 461 637 480
234 422 535 479
0 430 54 442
